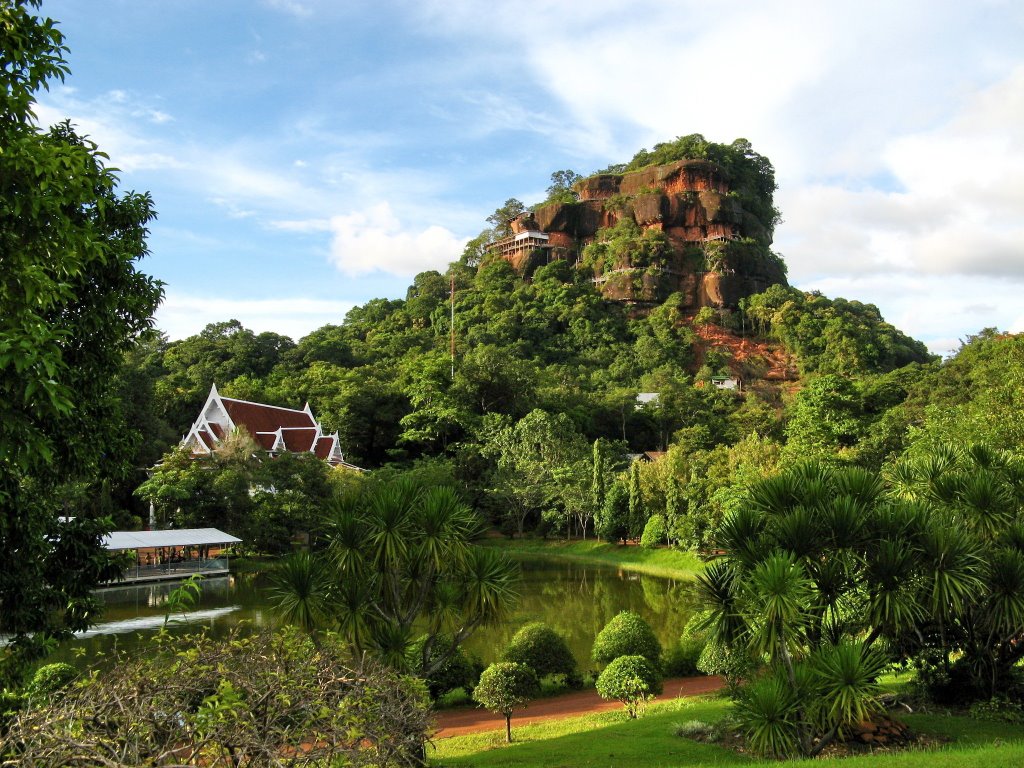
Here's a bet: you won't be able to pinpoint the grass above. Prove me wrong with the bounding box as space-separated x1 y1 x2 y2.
428 696 1024 768
481 537 705 580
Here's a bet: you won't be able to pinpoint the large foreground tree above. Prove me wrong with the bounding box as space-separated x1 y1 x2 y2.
0 0 163 683
0 628 431 766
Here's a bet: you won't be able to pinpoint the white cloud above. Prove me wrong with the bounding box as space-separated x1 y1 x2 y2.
778 66 1024 285
33 90 183 172
269 218 331 233
326 203 466 277
156 294 355 341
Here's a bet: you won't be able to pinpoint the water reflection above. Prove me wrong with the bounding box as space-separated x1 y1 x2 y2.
59 558 696 668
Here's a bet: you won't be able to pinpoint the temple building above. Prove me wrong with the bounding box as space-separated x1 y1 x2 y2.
182 384 359 469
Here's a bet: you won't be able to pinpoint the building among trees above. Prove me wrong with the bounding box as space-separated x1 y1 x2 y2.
183 384 359 469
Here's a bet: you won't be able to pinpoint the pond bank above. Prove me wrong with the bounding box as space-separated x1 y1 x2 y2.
480 537 704 580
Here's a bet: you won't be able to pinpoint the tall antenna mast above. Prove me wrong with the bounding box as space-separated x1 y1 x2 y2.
450 272 456 381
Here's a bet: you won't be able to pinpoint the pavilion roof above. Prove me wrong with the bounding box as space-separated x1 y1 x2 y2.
103 528 242 551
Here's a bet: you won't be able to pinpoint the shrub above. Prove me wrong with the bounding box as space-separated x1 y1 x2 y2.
0 629 431 765
698 638 757 696
640 514 666 549
595 655 662 718
693 306 718 327
663 632 707 677
969 697 1024 725
733 673 800 758
26 663 77 698
672 719 716 739
409 636 477 700
501 622 582 689
592 611 662 668
472 662 540 743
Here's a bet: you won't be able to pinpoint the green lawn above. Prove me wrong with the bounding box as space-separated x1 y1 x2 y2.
481 537 705 580
428 696 1024 768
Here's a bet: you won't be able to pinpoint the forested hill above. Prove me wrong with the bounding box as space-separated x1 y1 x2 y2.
113 135 1013 538
139 272 931 467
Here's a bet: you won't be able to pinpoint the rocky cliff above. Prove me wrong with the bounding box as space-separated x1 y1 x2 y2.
490 158 787 309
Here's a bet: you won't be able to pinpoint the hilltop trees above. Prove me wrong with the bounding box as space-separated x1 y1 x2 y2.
0 0 162 684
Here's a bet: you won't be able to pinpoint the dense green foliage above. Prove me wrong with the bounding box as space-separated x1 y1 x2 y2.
136 435 343 554
24 662 76 698
269 474 520 679
0 629 431 766
410 634 479 700
501 621 581 689
472 661 540 743
591 611 662 668
640 513 666 548
744 285 933 375
696 449 1024 757
594 654 663 718
0 0 162 685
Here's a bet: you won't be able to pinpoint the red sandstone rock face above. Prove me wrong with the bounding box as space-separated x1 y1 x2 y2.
575 174 622 201
546 232 574 249
493 158 785 308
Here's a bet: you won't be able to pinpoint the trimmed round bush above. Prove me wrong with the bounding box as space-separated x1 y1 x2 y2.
27 663 77 697
640 514 666 548
502 621 581 688
592 610 662 668
595 655 662 718
472 662 540 742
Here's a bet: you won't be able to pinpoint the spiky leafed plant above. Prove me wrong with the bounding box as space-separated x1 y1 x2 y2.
733 673 801 758
811 640 887 738
270 474 519 678
704 445 1024 755
701 462 923 756
267 552 333 642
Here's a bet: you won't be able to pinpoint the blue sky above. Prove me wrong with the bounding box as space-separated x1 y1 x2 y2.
38 0 1024 354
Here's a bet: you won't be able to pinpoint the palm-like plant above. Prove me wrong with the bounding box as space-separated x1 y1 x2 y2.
267 551 333 641
705 443 1024 757
270 474 519 679
811 641 886 733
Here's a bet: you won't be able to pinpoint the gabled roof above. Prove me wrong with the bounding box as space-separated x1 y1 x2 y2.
313 436 335 461
281 427 319 452
221 397 316 434
182 384 362 470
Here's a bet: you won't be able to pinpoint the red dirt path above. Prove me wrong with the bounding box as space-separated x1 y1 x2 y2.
433 675 725 738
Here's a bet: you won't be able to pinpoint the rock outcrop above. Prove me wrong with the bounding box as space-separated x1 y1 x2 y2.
488 158 787 309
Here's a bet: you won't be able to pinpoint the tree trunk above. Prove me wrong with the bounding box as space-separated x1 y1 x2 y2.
505 714 512 743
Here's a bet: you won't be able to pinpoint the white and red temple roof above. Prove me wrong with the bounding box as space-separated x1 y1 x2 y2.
183 384 361 470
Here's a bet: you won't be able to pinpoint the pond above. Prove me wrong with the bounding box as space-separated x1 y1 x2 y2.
57 556 698 671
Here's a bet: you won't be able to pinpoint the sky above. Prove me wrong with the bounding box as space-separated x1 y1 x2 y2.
37 0 1024 355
